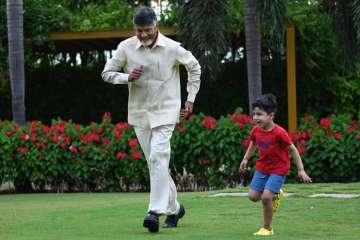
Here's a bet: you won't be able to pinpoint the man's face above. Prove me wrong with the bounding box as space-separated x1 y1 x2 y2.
134 22 158 47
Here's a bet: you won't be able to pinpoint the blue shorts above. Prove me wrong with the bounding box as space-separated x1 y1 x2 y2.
250 171 286 194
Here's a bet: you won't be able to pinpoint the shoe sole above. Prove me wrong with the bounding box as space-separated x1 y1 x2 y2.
143 219 159 233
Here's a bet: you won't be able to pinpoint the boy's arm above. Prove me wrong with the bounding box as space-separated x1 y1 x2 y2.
239 141 255 172
288 144 312 183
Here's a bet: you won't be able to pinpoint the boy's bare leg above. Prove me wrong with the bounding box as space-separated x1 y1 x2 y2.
262 189 274 230
248 189 262 202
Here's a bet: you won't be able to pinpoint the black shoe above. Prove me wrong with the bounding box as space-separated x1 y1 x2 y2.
163 204 185 228
143 211 159 233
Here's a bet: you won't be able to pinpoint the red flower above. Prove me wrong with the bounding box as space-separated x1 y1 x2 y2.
131 151 142 160
52 134 61 143
17 147 29 155
42 126 51 136
52 121 66 132
301 130 311 139
320 117 331 129
290 133 300 142
242 138 250 148
114 123 128 140
102 112 112 122
202 116 217 129
102 138 110 145
334 131 341 140
20 133 30 141
177 124 185 134
356 133 360 139
98 126 104 134
348 120 358 133
297 145 305 154
230 113 253 126
328 130 341 140
36 141 46 149
303 114 314 121
116 151 126 159
200 159 212 166
128 138 138 147
115 122 129 130
5 130 13 137
69 145 78 153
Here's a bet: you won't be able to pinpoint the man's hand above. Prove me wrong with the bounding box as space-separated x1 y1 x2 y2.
184 101 193 113
239 160 248 173
298 170 312 183
128 65 144 81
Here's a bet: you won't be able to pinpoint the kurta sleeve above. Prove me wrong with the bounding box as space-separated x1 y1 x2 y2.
175 46 201 103
101 44 130 84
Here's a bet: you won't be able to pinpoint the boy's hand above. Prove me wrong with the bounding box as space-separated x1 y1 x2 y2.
239 160 248 173
298 170 312 183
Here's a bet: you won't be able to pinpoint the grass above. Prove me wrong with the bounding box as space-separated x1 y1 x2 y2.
0 183 359 240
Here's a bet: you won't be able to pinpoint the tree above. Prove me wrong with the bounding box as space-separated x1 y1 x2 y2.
6 0 26 126
175 0 229 82
322 0 360 73
243 0 261 113
243 0 286 112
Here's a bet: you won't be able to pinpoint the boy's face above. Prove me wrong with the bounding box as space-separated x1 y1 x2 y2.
252 107 274 130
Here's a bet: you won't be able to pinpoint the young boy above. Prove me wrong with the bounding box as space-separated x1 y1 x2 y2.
239 94 312 236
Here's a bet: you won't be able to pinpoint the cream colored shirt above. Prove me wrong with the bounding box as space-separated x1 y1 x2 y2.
102 32 201 129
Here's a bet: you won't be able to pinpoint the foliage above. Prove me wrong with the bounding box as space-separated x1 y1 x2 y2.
176 0 230 81
0 113 149 192
1 110 360 192
171 109 253 188
290 114 360 182
321 0 360 72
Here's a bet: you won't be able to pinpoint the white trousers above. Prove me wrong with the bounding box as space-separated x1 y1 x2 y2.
134 124 180 215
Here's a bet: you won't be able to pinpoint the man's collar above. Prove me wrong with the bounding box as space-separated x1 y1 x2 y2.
135 32 166 50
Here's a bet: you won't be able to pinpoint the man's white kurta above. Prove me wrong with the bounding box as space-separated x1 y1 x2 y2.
102 33 201 129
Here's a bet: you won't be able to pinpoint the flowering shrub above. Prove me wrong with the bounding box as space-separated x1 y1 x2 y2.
1 111 359 192
0 114 148 192
290 114 360 182
171 108 254 188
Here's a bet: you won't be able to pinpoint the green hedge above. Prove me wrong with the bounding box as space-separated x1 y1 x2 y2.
1 111 359 192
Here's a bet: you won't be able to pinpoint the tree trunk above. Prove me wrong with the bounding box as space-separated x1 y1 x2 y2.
6 0 26 126
243 0 262 113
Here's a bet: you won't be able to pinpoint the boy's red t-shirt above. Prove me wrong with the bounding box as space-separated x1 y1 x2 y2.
249 124 293 175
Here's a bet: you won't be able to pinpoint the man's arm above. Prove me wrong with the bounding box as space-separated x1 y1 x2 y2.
101 44 130 84
175 46 201 112
288 144 312 183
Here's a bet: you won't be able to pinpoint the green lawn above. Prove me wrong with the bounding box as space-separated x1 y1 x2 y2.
1 183 359 240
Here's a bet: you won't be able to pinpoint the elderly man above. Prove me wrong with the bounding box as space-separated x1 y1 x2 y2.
101 6 201 233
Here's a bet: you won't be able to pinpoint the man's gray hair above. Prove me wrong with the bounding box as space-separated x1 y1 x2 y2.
133 6 157 25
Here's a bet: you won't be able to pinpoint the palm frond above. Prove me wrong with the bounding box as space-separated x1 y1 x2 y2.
176 0 230 81
256 0 287 48
353 0 360 40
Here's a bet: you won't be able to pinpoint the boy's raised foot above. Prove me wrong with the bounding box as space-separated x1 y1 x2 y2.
272 188 284 213
253 227 274 236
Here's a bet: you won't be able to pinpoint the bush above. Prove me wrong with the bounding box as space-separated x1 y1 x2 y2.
1 111 359 192
290 114 360 182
